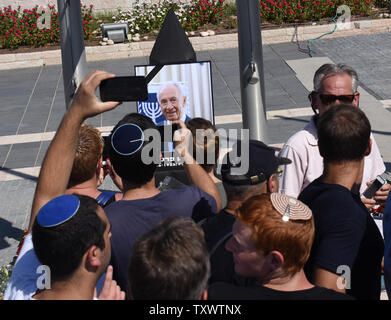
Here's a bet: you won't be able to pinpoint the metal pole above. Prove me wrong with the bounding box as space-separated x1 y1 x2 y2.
57 0 87 109
236 0 268 143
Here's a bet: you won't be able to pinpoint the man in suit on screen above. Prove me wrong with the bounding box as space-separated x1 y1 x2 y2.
156 82 191 126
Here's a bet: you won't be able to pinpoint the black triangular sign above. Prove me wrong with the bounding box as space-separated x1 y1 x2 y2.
149 8 197 65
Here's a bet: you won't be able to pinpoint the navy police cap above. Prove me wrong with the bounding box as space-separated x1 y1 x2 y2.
36 194 80 228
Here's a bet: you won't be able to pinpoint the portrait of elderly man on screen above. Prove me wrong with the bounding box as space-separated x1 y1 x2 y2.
156 82 192 126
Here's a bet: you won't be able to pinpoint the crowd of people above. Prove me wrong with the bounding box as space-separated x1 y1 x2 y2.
4 63 391 300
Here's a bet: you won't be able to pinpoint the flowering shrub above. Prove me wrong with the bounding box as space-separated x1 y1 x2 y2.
113 0 185 35
185 0 231 31
259 0 374 24
81 3 96 39
113 0 373 36
112 0 233 35
0 0 377 50
0 5 59 49
0 3 94 49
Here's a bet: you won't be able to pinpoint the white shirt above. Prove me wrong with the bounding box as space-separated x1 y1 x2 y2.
4 234 40 300
278 116 386 198
4 234 105 300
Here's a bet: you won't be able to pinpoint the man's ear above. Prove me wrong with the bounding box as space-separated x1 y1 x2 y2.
268 174 279 193
182 96 187 107
96 157 103 174
353 91 360 107
86 245 101 269
309 91 318 114
365 138 372 156
201 289 208 300
266 251 284 272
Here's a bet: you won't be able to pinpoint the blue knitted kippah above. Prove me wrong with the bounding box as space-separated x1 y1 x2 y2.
36 194 80 227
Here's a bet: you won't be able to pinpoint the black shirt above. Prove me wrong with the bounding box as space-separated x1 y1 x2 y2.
208 282 354 300
201 210 257 286
299 177 384 300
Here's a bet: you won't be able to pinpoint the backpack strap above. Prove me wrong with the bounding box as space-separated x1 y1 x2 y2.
96 191 117 207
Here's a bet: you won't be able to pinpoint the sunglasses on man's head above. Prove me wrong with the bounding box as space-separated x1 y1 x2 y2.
318 93 356 105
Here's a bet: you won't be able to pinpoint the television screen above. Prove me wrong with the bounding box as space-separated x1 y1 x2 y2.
135 61 215 171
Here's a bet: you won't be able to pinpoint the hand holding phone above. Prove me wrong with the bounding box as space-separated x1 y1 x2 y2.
362 175 387 199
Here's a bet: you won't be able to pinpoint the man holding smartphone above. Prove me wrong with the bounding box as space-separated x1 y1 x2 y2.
278 63 390 208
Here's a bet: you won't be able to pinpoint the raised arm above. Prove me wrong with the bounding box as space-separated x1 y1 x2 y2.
173 121 221 212
28 71 120 232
